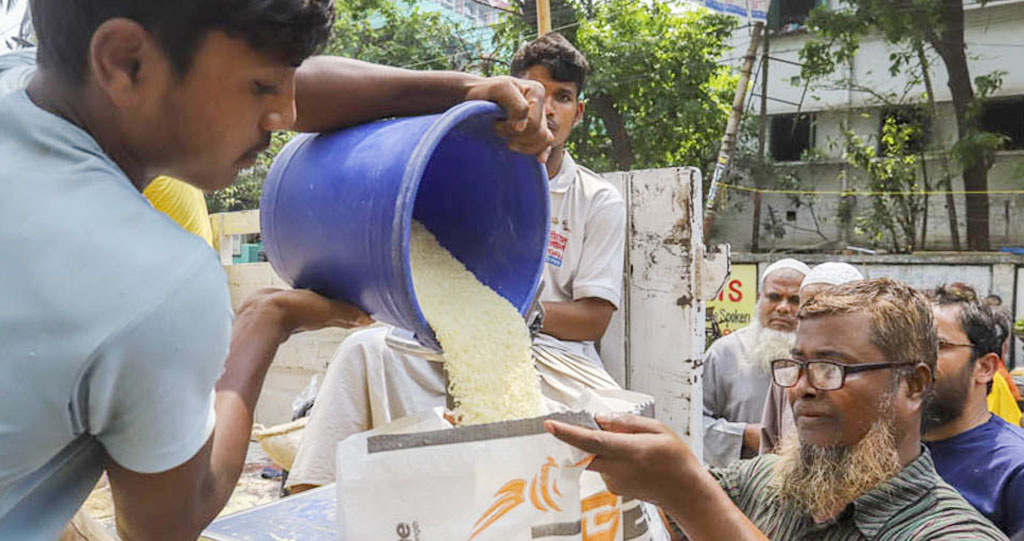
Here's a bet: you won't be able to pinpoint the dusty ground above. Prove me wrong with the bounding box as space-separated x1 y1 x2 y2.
82 441 283 538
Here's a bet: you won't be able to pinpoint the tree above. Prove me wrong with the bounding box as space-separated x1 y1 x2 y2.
798 0 1006 250
495 0 738 172
840 115 927 253
325 0 501 72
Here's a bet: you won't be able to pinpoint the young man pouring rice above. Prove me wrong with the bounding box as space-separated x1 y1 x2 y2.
0 1 554 537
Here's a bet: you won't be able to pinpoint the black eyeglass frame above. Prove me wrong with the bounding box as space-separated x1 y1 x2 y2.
770 358 917 391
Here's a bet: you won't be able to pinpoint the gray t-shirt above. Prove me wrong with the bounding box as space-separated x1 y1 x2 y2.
0 61 232 538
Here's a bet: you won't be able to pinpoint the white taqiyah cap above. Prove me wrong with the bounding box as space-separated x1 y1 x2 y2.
800 262 864 290
760 258 811 287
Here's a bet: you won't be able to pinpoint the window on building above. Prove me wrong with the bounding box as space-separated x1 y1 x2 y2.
981 97 1024 151
769 113 815 162
879 107 929 155
768 0 828 31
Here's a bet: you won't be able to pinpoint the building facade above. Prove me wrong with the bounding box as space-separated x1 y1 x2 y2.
712 0 1024 253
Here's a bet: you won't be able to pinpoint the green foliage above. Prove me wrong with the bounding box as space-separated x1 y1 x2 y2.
841 116 925 253
206 0 738 212
573 2 737 171
325 0 495 71
496 0 737 172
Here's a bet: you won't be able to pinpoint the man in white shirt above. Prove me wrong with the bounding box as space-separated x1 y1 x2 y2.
287 32 627 491
0 1 551 539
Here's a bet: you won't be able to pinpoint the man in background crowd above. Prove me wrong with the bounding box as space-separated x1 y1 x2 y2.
923 283 1024 537
759 261 863 454
703 258 809 466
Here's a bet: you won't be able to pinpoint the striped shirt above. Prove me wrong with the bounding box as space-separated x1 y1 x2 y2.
709 448 1008 540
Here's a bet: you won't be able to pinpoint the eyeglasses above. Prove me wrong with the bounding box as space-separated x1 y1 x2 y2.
771 358 916 391
938 339 974 351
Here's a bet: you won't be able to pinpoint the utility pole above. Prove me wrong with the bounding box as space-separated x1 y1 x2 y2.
536 0 552 35
751 30 769 253
704 21 764 244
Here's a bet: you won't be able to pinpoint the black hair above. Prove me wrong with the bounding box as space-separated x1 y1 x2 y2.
510 32 588 97
30 0 334 85
926 283 1010 365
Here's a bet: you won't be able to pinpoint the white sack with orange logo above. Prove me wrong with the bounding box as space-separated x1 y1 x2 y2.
336 390 668 541
573 390 671 541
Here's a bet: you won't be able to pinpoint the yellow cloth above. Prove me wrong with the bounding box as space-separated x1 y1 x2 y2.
988 371 1022 426
142 176 213 247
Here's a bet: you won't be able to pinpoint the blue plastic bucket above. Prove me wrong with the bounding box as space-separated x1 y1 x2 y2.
260 101 550 350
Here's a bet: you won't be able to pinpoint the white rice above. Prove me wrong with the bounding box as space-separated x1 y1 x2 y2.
409 220 543 425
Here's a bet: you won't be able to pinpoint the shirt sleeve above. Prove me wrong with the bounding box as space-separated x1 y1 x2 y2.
703 343 747 467
85 249 232 473
759 384 784 454
999 464 1024 538
571 196 626 309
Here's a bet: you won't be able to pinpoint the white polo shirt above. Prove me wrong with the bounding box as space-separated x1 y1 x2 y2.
534 152 626 364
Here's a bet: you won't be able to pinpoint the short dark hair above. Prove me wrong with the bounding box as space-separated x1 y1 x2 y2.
30 0 334 85
510 32 588 97
926 283 1009 365
800 278 938 376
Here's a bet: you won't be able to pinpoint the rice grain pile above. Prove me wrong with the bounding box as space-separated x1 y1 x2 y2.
409 220 544 425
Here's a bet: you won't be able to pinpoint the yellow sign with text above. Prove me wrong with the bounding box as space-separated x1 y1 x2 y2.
707 264 758 337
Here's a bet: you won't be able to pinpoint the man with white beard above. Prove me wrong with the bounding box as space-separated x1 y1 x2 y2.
703 259 809 466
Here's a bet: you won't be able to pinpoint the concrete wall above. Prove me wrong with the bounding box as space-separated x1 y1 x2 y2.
734 252 1024 367
710 150 1024 252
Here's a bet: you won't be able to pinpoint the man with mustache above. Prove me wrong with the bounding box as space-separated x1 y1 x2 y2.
922 283 1024 538
0 1 552 539
703 258 809 466
547 279 1006 540
287 32 627 492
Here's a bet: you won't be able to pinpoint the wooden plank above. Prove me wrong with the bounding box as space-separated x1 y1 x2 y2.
624 167 704 451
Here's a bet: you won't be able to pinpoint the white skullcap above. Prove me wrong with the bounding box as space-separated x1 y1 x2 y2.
760 258 811 286
800 262 864 290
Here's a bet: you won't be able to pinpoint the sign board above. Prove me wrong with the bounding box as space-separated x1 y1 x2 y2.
697 0 769 21
707 263 758 338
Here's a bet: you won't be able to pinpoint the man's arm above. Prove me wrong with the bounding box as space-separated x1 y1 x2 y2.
545 414 769 541
541 297 615 342
702 345 756 466
293 56 552 157
105 289 370 540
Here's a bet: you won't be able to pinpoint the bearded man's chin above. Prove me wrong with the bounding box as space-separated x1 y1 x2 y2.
772 420 902 519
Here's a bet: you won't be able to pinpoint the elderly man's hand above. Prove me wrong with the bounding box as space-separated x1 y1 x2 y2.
464 76 554 162
544 413 697 508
